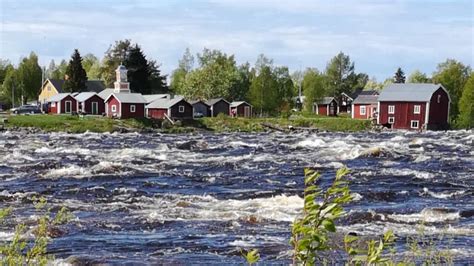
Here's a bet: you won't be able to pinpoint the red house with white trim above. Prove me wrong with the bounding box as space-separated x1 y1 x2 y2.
313 97 338 116
352 90 379 120
48 93 77 114
75 92 105 115
230 101 252 117
377 83 450 130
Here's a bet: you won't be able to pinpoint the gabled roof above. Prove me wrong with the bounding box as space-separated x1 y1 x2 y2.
106 93 147 104
97 89 114 100
75 92 102 102
378 83 450 102
48 93 72 102
230 101 252 107
206 98 230 106
315 97 337 105
189 99 210 106
146 96 187 109
353 94 379 104
45 79 105 93
143 94 169 103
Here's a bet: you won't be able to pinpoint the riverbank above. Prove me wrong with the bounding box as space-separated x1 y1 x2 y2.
0 114 372 133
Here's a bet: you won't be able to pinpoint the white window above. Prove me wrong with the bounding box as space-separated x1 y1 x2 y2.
388 117 395 124
414 105 421 114
47 85 51 91
111 105 117 112
178 105 185 113
130 105 136 113
437 95 441 103
360 106 366 115
388 105 395 114
411 120 419 129
51 102 56 107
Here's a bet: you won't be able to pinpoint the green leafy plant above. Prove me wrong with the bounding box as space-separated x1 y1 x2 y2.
241 248 260 265
0 197 73 265
344 230 397 265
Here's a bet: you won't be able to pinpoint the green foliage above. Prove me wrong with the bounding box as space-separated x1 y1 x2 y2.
124 44 151 94
0 197 73 265
393 67 406 83
432 59 471 120
63 49 88 92
51 60 68 80
291 167 352 264
102 39 132 87
345 230 397 265
456 72 474 129
241 249 260 265
248 64 278 116
325 52 367 95
302 68 326 112
407 70 431 83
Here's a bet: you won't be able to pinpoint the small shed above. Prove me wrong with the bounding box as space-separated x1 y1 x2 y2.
104 93 146 119
48 93 77 114
313 97 338 116
230 101 252 117
352 91 379 120
75 92 105 115
377 83 450 130
206 98 230 117
146 97 193 119
189 100 210 117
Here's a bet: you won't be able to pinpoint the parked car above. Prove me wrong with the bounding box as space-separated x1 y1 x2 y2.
11 105 42 115
194 112 204 118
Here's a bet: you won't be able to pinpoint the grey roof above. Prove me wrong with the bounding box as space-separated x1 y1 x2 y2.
46 79 105 93
315 97 336 105
230 101 252 107
107 93 147 104
189 100 210 106
206 98 230 106
146 96 186 109
75 92 101 102
378 83 449 102
143 94 169 103
97 89 114 100
353 94 379 104
48 93 72 102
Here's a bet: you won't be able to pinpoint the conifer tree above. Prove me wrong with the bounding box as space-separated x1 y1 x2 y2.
393 67 406 83
124 45 150 94
63 49 88 92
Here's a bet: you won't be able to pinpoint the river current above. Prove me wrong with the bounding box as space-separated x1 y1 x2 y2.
0 130 472 264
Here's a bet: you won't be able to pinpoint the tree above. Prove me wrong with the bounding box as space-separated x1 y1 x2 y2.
63 49 88 93
101 39 132 87
325 52 362 95
16 52 42 103
393 67 406 83
364 77 383 91
180 48 240 99
124 44 150 94
1 67 18 106
407 70 431 83
302 68 326 112
248 65 278 116
432 59 471 120
457 72 474 129
51 60 68 80
291 70 304 97
0 59 13 84
45 60 57 79
170 48 194 93
148 60 168 93
228 62 252 101
87 61 102 80
273 66 295 112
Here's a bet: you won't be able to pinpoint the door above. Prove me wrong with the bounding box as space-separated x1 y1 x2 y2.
244 106 250 117
65 101 72 113
91 102 98 115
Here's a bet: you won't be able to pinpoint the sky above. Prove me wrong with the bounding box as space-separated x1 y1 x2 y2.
0 0 473 81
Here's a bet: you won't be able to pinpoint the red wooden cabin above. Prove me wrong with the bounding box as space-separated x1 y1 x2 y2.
352 91 379 120
313 97 338 116
146 97 193 119
75 92 105 115
377 83 450 130
48 93 77 114
104 93 146 119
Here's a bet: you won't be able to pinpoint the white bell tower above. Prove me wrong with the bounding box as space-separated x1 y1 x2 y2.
114 65 130 93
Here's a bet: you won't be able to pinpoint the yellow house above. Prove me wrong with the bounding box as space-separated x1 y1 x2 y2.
38 79 105 104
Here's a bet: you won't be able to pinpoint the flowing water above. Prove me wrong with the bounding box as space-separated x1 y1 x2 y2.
0 130 472 264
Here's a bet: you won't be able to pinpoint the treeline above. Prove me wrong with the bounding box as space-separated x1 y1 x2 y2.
0 42 472 128
0 39 168 105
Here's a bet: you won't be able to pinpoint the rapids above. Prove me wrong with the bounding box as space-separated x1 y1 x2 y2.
0 130 472 264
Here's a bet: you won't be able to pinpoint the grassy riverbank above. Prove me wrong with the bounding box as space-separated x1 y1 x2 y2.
1 114 372 133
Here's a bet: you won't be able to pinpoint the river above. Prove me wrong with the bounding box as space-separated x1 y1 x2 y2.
0 130 472 264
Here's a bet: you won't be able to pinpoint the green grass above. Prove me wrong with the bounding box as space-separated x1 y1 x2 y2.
3 115 152 133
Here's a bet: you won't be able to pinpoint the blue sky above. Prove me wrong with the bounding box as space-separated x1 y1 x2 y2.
1 0 473 81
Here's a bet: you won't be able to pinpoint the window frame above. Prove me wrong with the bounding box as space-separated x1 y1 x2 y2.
437 95 441 103
411 120 419 129
178 105 185 113
388 105 395 114
388 116 395 124
130 105 136 113
111 105 117 112
360 105 366 115
51 102 56 107
413 105 421 114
